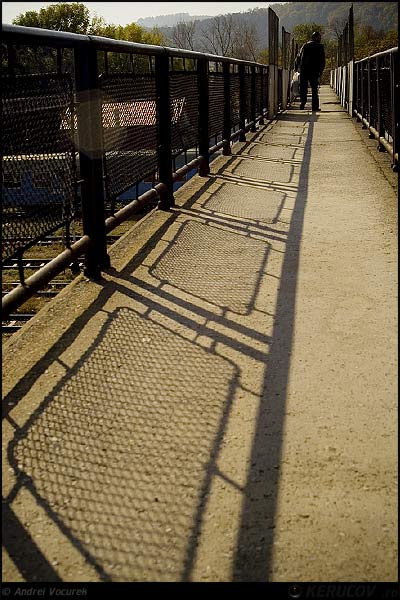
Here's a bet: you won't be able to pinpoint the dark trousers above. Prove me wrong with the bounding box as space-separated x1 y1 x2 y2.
299 71 320 109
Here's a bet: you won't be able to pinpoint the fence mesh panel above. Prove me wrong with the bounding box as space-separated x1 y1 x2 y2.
100 73 158 202
263 67 269 115
230 72 240 127
369 63 378 129
1 73 77 263
380 57 393 138
255 70 263 118
361 63 369 118
245 72 252 121
170 72 199 157
278 68 283 110
208 71 224 138
353 64 360 114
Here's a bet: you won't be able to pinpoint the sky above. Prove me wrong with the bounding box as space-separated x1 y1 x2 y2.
2 2 276 25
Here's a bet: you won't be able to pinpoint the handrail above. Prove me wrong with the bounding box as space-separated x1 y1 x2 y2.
1 12 287 318
2 24 267 67
330 44 398 172
1 23 90 46
354 46 398 64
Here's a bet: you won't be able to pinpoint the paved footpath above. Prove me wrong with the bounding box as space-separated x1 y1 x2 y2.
2 86 397 582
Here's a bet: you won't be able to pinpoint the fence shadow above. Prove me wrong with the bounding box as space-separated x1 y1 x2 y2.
231 111 315 581
2 109 316 582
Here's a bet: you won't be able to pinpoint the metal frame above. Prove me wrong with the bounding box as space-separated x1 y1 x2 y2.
329 8 398 172
2 23 282 317
352 48 398 169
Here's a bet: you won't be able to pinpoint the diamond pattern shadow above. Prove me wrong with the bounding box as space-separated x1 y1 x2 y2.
241 142 300 161
12 307 237 582
201 181 285 224
229 158 294 183
151 220 270 315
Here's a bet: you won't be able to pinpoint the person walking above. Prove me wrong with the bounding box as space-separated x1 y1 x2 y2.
295 31 326 111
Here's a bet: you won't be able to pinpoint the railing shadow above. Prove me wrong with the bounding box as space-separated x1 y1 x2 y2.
2 109 317 582
231 112 315 581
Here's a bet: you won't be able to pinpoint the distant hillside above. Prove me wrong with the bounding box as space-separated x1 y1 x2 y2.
136 13 211 29
273 2 398 33
147 2 397 52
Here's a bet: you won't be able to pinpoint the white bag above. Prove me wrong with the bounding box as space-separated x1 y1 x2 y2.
291 71 300 98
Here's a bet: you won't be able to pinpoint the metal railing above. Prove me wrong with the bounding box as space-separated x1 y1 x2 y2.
353 47 398 167
1 22 290 317
331 46 398 170
330 5 354 113
329 4 398 171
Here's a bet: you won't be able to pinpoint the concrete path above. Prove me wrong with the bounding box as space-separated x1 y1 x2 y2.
2 86 397 582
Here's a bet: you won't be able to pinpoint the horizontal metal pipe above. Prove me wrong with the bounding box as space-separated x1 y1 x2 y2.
2 235 91 318
105 157 206 236
104 187 161 234
163 44 267 68
1 114 267 316
88 34 165 55
353 111 397 161
2 24 269 68
3 185 166 316
354 46 397 64
208 117 264 155
172 156 204 180
1 23 88 46
209 140 226 155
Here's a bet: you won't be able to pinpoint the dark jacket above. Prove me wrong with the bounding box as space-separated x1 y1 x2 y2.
295 40 326 75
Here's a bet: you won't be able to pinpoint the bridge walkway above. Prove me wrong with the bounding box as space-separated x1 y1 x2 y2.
2 86 397 582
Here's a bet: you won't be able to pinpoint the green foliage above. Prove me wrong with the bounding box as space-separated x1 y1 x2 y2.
258 49 269 64
273 2 398 35
354 25 397 60
90 20 165 46
9 1 398 71
13 2 91 33
10 2 166 75
13 2 166 46
292 23 325 48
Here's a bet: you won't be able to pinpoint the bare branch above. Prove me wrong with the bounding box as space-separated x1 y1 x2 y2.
170 20 197 51
200 15 236 56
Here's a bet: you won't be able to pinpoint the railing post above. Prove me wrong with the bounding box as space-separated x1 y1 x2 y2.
250 65 257 132
197 57 210 176
259 67 264 125
222 61 231 156
391 50 399 171
155 51 174 209
376 55 385 152
360 62 365 124
354 63 360 119
238 63 247 142
74 43 110 279
367 58 374 136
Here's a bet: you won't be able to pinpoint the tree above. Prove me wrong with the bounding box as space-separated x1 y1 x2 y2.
258 48 269 65
13 2 91 33
170 21 197 51
10 3 165 74
292 23 325 49
200 15 236 56
354 24 397 60
13 2 165 45
200 15 260 60
327 14 348 40
321 38 337 83
232 22 259 61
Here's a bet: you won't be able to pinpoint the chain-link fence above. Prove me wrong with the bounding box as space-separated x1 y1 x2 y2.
2 73 78 263
2 23 285 314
